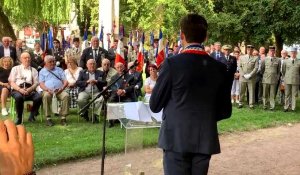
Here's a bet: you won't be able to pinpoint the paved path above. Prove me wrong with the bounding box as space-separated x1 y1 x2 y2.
38 123 300 175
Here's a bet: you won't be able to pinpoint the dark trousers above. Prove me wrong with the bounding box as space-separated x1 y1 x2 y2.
11 91 42 120
163 150 211 175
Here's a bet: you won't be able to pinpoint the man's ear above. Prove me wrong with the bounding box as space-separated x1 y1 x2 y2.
180 30 185 41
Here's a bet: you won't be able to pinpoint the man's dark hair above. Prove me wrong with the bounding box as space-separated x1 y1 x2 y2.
180 13 208 43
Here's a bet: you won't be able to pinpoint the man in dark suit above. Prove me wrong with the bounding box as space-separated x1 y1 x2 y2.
222 45 237 85
210 41 225 62
109 62 136 103
80 36 114 69
76 59 107 122
150 14 232 175
128 61 143 101
0 37 17 64
46 39 66 69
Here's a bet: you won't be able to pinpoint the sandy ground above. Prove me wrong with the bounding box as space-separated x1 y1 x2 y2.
38 123 300 175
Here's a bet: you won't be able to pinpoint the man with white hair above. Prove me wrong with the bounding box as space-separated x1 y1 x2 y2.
76 59 107 123
97 58 117 84
39 55 69 126
0 36 17 64
8 52 42 125
80 36 114 69
282 47 300 112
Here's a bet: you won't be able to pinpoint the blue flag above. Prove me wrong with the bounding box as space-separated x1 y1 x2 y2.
48 27 53 49
83 27 88 41
150 32 154 47
99 26 104 43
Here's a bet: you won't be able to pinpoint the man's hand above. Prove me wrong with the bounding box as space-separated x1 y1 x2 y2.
19 88 29 96
0 120 34 175
87 80 97 85
117 89 125 96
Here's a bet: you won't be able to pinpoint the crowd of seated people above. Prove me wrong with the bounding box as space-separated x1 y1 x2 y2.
0 36 152 127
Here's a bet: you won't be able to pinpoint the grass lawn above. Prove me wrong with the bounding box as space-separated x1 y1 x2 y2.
1 100 300 169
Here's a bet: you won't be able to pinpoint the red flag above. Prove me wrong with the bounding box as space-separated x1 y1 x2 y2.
156 29 165 67
115 40 126 65
136 42 144 72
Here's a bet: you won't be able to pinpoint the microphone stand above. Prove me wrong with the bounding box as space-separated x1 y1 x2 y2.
78 60 139 175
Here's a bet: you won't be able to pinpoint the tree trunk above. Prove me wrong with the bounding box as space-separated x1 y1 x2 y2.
274 33 284 57
0 7 17 40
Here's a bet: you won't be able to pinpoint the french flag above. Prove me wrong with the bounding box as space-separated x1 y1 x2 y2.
156 29 165 68
115 39 126 65
136 32 145 72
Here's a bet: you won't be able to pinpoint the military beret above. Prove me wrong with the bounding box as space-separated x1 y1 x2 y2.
222 45 232 50
247 45 254 49
269 46 275 50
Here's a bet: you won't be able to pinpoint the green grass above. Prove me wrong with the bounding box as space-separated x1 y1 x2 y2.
2 100 300 169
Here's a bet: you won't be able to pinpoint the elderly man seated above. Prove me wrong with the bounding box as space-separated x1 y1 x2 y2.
128 61 143 101
98 58 117 84
76 59 106 123
109 62 136 103
8 52 42 125
39 55 69 126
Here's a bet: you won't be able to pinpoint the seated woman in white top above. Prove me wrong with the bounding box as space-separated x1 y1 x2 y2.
144 64 158 103
64 55 82 108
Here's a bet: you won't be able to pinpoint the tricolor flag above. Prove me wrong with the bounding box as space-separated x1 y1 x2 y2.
156 29 165 68
136 32 144 72
128 31 133 46
119 24 125 39
115 39 126 65
82 27 89 50
150 32 154 47
99 25 104 47
47 26 54 49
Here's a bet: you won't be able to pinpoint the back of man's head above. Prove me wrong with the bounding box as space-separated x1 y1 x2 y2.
180 14 208 44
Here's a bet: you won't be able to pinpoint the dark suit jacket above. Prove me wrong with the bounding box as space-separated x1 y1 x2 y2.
129 71 143 97
76 69 107 93
150 53 232 155
0 46 17 64
210 51 225 62
80 47 114 69
109 73 136 102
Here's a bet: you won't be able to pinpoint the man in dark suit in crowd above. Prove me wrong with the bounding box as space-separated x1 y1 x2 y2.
0 36 17 64
80 36 114 69
210 41 225 62
46 39 66 69
128 61 143 101
76 59 107 123
109 62 136 103
222 44 237 85
150 14 232 175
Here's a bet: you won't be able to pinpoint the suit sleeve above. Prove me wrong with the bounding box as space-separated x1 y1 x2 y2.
216 65 232 121
260 59 265 75
150 58 172 113
76 70 87 88
80 49 87 68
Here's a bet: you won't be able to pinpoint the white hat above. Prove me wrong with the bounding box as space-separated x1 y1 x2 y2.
289 47 297 52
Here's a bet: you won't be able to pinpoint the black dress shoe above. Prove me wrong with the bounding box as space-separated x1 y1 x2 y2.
61 119 67 126
283 109 288 112
238 104 243 108
46 119 54 126
80 112 89 121
15 119 22 125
